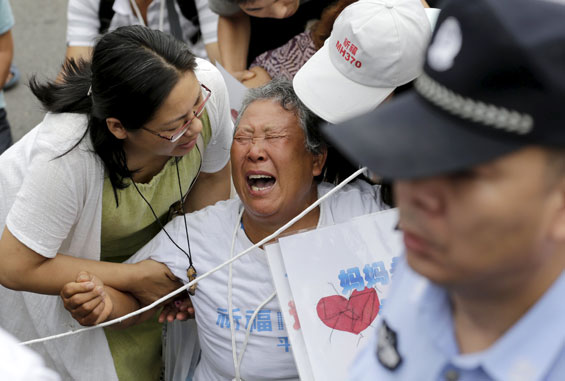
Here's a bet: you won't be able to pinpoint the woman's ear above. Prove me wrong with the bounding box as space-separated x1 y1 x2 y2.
106 118 127 140
312 147 328 177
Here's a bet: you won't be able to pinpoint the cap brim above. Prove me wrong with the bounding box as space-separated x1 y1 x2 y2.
322 91 526 180
293 42 394 124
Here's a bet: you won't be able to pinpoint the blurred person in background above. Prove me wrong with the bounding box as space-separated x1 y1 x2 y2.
0 0 14 154
66 0 220 64
212 0 328 81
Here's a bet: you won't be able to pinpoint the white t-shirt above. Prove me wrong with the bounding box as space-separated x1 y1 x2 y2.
0 327 60 381
0 58 232 380
130 180 387 380
67 0 218 58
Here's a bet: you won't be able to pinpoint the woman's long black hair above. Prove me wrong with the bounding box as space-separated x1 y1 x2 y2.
29 25 197 197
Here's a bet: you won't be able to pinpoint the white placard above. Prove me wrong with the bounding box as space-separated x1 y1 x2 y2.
265 243 315 381
268 209 403 380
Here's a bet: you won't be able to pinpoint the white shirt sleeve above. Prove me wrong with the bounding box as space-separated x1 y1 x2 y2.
195 0 219 45
195 59 233 174
6 150 85 258
67 0 102 47
319 180 389 226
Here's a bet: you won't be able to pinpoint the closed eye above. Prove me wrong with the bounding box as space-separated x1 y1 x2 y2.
265 135 287 141
233 136 253 143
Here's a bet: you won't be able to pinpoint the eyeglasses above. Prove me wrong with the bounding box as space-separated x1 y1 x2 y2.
142 83 211 143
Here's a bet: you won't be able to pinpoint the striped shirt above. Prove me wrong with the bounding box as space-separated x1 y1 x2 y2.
67 0 218 59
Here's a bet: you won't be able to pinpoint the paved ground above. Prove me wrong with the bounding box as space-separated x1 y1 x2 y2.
5 0 67 142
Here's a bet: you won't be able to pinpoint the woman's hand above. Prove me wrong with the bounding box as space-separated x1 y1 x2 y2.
242 66 272 88
60 271 113 326
128 260 182 306
158 294 195 323
233 69 256 83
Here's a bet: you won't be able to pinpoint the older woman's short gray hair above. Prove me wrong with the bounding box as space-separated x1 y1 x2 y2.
234 78 326 155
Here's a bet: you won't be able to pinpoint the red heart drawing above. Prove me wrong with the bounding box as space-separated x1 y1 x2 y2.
316 287 380 335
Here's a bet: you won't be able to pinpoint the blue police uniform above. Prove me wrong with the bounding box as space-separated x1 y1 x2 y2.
350 260 565 380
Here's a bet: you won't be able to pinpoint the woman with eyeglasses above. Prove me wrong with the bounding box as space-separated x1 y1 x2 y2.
0 25 232 380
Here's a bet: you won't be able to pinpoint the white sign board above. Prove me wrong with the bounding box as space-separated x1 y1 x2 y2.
266 209 403 381
267 243 315 381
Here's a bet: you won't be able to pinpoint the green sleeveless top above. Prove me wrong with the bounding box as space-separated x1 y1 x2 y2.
100 111 211 381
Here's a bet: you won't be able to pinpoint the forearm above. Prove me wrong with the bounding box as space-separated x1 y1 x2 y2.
205 42 221 65
65 45 92 63
0 227 137 295
184 162 231 212
217 13 250 73
103 286 157 329
0 30 13 87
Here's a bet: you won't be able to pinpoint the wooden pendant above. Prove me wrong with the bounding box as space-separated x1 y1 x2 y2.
187 265 197 295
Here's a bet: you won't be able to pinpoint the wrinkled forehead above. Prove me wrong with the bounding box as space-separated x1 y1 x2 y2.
234 99 302 134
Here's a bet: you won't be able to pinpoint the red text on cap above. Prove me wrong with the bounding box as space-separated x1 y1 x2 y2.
336 38 362 68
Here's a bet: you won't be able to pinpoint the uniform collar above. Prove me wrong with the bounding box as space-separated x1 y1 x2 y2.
419 271 565 380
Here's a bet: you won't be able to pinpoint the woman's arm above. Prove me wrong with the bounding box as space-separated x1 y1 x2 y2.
0 227 179 305
64 45 92 63
60 271 156 328
195 0 221 64
204 42 221 65
184 162 231 212
63 0 99 71
0 28 13 88
186 60 234 212
60 270 192 328
242 66 272 88
217 13 255 82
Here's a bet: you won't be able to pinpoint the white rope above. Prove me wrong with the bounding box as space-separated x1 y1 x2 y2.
235 291 276 379
228 208 244 377
21 167 366 346
159 0 165 32
129 0 146 26
228 207 277 380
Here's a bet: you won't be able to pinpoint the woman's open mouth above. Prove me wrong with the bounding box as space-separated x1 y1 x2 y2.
247 174 276 192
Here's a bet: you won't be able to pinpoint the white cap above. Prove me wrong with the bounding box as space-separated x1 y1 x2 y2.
293 0 435 123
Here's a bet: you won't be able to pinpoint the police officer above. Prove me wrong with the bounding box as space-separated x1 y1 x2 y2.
324 0 565 379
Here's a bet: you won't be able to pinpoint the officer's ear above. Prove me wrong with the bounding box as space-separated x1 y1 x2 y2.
548 174 565 241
